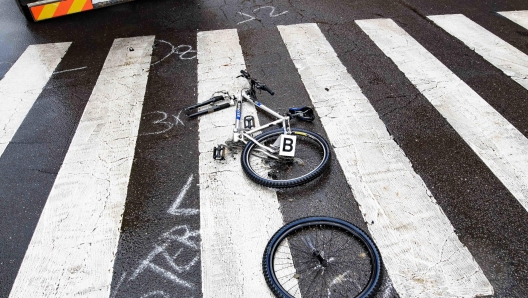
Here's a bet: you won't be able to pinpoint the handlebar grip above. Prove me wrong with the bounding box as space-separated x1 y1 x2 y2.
260 84 275 96
240 70 250 78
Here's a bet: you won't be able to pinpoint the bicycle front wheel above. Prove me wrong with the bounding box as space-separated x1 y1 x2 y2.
241 128 330 188
263 217 382 298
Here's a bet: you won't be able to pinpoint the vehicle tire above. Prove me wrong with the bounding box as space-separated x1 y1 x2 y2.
241 128 330 188
263 217 382 298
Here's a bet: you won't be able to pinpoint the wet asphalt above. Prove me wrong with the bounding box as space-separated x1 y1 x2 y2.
1 0 528 297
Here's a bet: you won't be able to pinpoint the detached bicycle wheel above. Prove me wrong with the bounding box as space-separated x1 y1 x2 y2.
263 217 382 298
241 128 330 188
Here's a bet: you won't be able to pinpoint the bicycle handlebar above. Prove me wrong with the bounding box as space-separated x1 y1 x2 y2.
256 83 275 95
185 70 275 119
239 70 251 79
238 70 275 96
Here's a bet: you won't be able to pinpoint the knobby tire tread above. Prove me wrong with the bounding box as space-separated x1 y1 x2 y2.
262 217 383 298
241 128 331 188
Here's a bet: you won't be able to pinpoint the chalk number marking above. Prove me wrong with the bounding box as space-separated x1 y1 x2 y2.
141 111 184 136
152 40 196 66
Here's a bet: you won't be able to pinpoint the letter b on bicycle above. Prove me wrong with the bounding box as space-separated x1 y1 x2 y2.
279 135 297 157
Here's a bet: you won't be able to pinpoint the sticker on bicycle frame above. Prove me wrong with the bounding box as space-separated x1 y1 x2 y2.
279 135 296 157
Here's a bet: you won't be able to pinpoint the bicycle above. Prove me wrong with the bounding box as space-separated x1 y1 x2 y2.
262 217 382 298
185 70 331 188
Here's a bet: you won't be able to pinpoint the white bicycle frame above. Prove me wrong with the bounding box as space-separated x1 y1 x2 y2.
230 90 292 158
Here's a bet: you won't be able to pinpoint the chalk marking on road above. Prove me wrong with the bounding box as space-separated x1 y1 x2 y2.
254 6 289 17
112 218 200 297
53 66 87 74
0 42 70 159
9 36 154 298
279 22 493 297
362 17 528 213
429 14 528 90
237 12 257 25
140 110 185 136
237 6 288 25
140 291 170 298
109 272 127 298
173 110 185 126
197 29 292 297
151 40 175 65
151 40 196 66
129 225 200 289
175 45 197 60
498 10 528 31
168 174 199 216
141 111 174 135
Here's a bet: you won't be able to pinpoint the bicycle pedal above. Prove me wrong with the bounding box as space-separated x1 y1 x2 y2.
213 145 226 160
244 115 255 129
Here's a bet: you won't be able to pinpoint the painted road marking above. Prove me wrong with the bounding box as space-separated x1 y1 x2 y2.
0 43 70 159
428 14 528 91
279 23 493 297
197 29 291 297
9 36 154 298
167 174 199 216
498 10 528 30
359 17 528 213
53 66 87 74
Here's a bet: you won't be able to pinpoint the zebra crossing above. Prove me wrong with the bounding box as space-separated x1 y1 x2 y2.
2 10 528 298
8 36 154 298
0 43 71 158
197 29 283 297
358 17 528 214
279 22 491 297
499 10 528 29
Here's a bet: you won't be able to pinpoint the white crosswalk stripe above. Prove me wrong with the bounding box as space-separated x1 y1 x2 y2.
279 22 493 297
428 14 528 91
196 29 286 297
498 10 528 30
0 42 70 159
9 36 154 298
5 12 528 298
358 17 528 214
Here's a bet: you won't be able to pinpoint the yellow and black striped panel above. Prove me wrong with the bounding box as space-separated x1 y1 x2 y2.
30 0 94 21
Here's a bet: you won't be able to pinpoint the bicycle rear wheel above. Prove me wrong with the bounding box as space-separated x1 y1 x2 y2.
263 217 382 298
241 128 330 188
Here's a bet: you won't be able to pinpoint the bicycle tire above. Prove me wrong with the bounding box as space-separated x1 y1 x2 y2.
263 217 382 298
241 128 330 188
